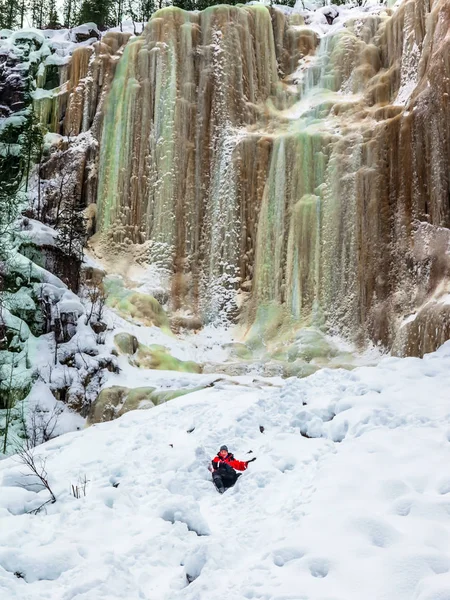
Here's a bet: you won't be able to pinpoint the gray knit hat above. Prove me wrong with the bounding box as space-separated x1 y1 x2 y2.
219 445 228 452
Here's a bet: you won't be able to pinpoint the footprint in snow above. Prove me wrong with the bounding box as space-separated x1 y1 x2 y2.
308 557 330 578
272 547 305 567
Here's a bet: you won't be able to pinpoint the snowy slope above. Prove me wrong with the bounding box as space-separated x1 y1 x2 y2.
1 342 450 599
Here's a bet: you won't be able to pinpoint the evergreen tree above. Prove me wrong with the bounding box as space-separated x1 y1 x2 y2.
20 113 44 193
139 0 155 21
30 0 50 28
63 0 81 27
172 0 195 11
46 0 62 28
56 200 85 261
0 0 22 29
0 112 42 248
78 0 114 29
19 0 28 27
113 0 125 27
127 0 155 32
0 125 22 192
55 197 86 291
190 0 240 10
276 0 296 6
0 130 22 255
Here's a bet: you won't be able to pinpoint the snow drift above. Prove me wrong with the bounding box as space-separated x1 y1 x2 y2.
1 341 450 599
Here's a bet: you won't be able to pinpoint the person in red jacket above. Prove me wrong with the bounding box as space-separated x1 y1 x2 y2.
211 445 256 493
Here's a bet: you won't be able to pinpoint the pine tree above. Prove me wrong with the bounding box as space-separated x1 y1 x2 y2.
20 115 44 194
47 0 62 28
0 111 42 249
30 0 50 28
63 0 81 27
276 0 296 6
113 0 125 27
55 197 86 291
127 0 155 28
78 0 113 29
19 0 28 27
56 200 85 260
139 0 155 21
193 0 239 11
0 133 21 256
0 0 22 29
172 0 195 11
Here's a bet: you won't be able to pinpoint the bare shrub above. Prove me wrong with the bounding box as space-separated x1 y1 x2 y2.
17 446 56 513
25 403 63 448
71 474 89 499
84 281 107 326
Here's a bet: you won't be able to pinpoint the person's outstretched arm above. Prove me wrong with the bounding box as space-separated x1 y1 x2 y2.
229 457 256 471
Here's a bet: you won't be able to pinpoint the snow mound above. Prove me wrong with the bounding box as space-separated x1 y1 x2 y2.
1 342 450 599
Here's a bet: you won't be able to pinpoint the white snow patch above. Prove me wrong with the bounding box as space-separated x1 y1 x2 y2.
25 381 85 441
401 312 418 326
18 218 58 247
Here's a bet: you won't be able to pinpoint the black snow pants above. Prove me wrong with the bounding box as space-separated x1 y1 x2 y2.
212 464 240 491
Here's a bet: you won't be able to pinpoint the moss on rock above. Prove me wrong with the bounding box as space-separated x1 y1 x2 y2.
88 386 128 423
149 386 204 404
285 328 338 362
115 292 169 328
88 386 157 423
105 277 169 329
88 384 205 424
224 342 253 360
114 332 139 355
118 387 156 415
282 359 319 378
134 343 202 373
113 328 202 373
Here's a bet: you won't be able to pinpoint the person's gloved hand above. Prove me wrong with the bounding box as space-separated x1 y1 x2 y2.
246 457 257 464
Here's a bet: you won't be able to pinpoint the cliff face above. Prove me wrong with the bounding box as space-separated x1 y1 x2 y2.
4 2 448 357
0 28 129 221
35 30 132 218
90 1 449 355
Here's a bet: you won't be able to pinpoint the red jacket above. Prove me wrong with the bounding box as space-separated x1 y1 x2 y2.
212 453 248 472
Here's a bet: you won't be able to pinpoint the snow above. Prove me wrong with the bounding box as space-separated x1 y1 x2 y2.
18 219 58 247
1 341 450 599
108 20 147 35
10 29 45 45
401 312 418 326
56 293 84 316
24 381 85 442
69 23 100 40
32 88 55 100
2 287 36 314
288 1 391 38
0 114 27 130
394 38 421 106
